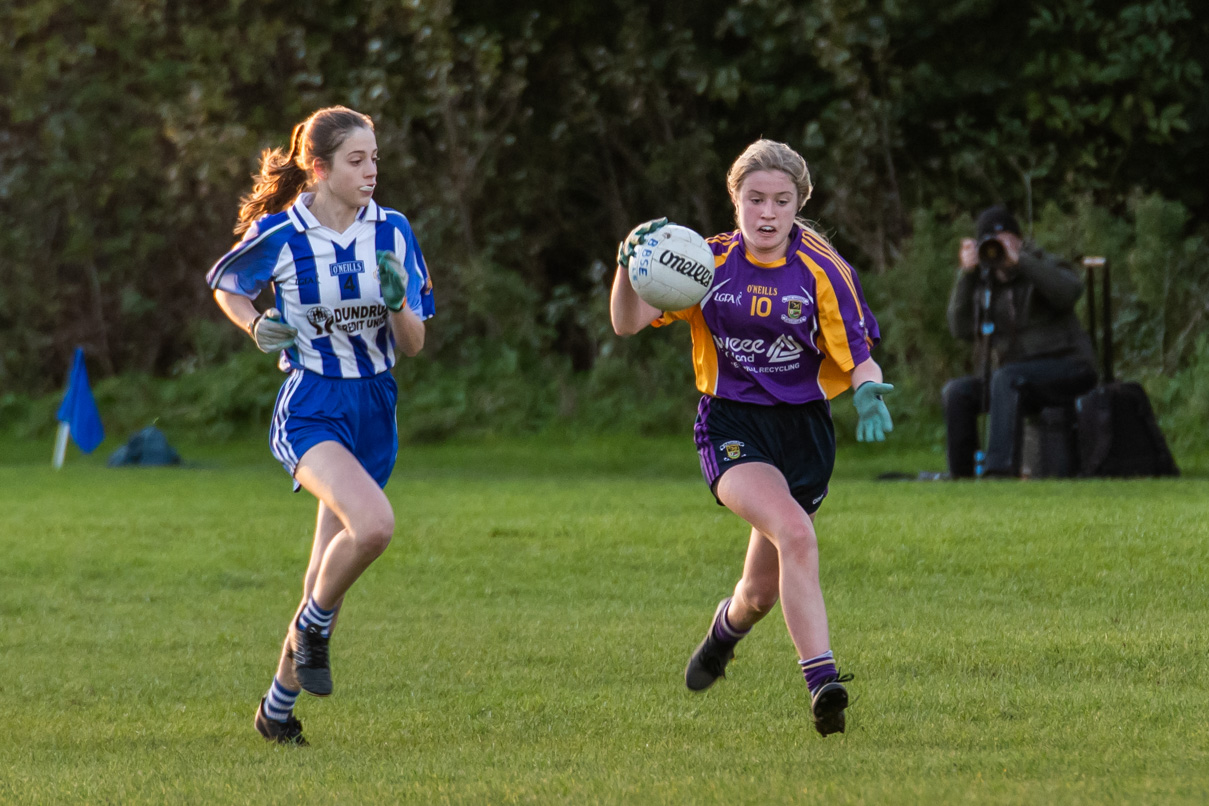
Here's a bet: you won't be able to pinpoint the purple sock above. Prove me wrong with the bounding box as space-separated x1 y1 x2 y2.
710 597 750 645
800 650 837 694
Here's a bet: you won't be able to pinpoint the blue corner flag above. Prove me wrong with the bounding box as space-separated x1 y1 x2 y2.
56 347 104 454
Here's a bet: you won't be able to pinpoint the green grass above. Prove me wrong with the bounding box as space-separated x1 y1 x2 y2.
2 434 1207 804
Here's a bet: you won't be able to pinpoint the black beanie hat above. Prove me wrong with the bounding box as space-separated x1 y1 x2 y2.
976 205 1022 240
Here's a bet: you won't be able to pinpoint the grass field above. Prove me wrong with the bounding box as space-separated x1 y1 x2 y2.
2 434 1207 804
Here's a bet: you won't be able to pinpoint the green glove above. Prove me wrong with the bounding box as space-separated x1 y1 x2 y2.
616 217 669 272
853 381 895 442
376 250 408 312
251 308 297 352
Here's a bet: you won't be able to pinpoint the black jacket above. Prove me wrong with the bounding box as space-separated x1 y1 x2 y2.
947 244 1095 370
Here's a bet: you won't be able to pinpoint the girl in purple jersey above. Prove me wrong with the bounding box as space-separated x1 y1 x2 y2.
210 106 429 746
610 139 894 737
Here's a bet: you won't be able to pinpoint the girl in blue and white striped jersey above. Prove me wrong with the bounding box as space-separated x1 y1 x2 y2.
207 106 434 746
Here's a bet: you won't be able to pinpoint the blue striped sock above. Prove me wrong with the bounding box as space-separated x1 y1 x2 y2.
297 596 336 636
262 677 300 722
799 650 837 694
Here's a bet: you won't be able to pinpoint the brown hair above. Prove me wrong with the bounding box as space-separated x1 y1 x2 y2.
234 106 374 235
725 139 828 241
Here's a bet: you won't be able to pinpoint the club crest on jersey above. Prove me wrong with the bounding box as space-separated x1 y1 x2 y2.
306 306 335 335
781 294 811 324
328 260 366 276
720 440 745 461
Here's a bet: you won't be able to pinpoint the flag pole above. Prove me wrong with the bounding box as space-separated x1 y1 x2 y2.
54 346 105 464
53 422 70 469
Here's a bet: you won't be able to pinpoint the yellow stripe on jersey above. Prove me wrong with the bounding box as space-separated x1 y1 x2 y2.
803 230 876 355
800 250 859 400
686 305 720 395
801 230 862 316
653 304 720 396
707 234 742 266
654 235 735 395
707 231 737 248
816 352 855 400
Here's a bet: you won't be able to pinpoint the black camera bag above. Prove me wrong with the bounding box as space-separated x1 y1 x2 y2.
1073 257 1178 477
1074 382 1178 477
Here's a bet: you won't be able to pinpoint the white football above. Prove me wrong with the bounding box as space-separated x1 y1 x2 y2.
628 223 715 311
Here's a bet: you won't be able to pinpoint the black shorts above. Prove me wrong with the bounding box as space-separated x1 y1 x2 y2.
693 395 836 514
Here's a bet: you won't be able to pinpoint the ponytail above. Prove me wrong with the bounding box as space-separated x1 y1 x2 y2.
234 123 309 235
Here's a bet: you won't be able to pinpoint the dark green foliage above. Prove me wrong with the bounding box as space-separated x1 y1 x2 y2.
1 0 1207 457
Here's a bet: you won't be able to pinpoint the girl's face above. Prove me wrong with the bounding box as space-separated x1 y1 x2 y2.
734 169 799 263
315 127 378 209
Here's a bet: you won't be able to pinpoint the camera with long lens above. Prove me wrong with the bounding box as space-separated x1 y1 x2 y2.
977 235 1008 273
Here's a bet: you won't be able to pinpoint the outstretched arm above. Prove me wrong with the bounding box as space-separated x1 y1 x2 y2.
610 217 668 336
610 266 661 336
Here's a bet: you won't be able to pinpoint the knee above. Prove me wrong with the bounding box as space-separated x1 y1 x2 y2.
990 367 1020 397
353 511 394 558
736 582 778 616
942 378 974 414
776 523 819 562
941 379 959 408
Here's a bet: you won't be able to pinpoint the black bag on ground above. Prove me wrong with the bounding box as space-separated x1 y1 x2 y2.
1074 382 1178 477
107 426 182 467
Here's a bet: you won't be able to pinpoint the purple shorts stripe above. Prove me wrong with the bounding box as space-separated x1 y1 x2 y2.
694 395 718 484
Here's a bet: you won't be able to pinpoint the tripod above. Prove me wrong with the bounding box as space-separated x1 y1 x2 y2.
973 266 995 478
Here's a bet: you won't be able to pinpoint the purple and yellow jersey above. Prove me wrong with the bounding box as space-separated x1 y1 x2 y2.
654 225 879 405
206 195 434 378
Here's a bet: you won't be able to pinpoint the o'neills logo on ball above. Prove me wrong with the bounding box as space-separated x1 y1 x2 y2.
659 250 711 286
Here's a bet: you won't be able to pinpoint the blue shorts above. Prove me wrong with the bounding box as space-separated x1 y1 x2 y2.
269 369 399 490
693 395 836 514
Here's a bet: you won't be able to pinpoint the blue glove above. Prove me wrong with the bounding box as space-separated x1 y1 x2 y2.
853 381 894 442
376 250 408 312
251 308 297 352
616 217 668 272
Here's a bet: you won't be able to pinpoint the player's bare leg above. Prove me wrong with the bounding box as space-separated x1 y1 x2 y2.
713 462 850 736
257 501 345 742
273 502 347 690
716 462 829 656
727 525 783 630
685 522 781 691
285 441 394 696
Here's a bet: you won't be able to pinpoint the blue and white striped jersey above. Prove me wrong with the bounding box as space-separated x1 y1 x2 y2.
206 194 435 378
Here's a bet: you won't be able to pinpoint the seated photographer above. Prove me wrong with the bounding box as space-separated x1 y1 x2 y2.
942 206 1097 478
